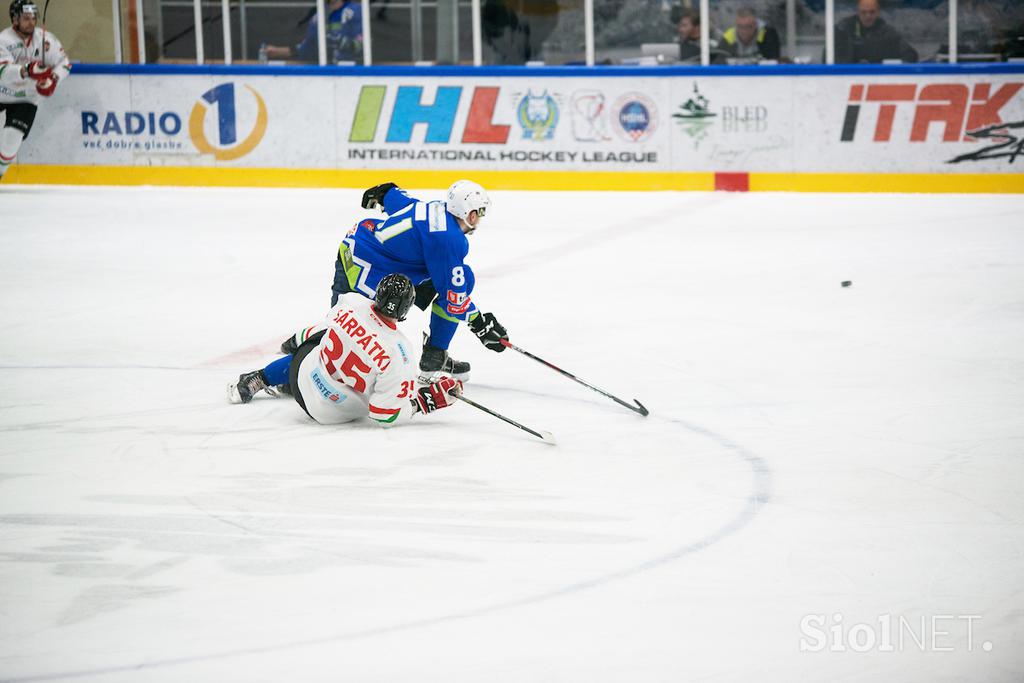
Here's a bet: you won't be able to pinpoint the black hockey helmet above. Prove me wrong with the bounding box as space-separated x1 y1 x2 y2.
373 273 415 322
10 1 38 21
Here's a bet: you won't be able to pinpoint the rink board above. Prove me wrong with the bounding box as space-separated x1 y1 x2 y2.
10 65 1024 192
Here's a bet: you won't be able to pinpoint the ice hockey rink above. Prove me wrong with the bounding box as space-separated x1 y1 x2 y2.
1 185 1022 682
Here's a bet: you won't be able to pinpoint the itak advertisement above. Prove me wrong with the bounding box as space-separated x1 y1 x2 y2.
20 72 1024 174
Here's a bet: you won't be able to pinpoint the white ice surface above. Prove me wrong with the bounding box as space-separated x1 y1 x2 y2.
0 186 1022 682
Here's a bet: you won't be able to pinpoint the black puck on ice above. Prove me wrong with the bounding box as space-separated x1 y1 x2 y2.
841 280 852 287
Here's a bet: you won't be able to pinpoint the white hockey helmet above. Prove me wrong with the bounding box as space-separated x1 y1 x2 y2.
446 180 490 223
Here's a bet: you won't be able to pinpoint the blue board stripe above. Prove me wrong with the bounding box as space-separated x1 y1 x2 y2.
70 62 1024 78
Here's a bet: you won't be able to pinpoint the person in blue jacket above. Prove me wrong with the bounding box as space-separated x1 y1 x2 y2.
263 0 363 63
229 180 508 403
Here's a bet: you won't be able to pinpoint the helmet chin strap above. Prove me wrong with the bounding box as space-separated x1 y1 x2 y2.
461 212 480 234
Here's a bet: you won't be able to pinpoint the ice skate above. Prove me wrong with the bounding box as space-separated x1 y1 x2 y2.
227 369 270 404
418 341 470 384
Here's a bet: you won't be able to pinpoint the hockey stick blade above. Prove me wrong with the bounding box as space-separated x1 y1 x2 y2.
501 339 650 417
456 394 556 445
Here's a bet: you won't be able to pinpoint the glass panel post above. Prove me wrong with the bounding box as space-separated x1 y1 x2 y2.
113 0 124 63
221 0 232 64
700 0 710 65
316 0 327 65
948 0 956 63
411 0 423 62
193 0 204 64
471 0 482 64
362 0 373 64
583 0 594 65
239 0 247 60
825 0 834 64
135 0 147 62
785 0 796 60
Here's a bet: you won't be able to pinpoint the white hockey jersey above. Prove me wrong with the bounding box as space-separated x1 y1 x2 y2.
0 26 70 104
294 293 420 426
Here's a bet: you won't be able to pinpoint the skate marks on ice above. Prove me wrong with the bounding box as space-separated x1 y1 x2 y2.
0 412 770 683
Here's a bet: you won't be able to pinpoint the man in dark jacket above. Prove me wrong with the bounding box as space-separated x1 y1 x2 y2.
834 0 918 63
674 7 702 62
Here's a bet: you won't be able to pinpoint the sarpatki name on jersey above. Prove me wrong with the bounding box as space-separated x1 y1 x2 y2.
332 308 392 372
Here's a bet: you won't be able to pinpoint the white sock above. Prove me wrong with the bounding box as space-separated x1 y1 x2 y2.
0 127 26 177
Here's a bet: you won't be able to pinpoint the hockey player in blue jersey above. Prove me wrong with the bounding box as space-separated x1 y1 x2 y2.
337 179 508 380
228 180 508 403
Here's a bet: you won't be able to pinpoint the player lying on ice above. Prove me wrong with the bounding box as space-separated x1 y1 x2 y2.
228 274 463 426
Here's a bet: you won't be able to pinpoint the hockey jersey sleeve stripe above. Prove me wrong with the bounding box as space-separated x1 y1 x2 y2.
368 404 400 416
371 411 401 424
431 302 462 323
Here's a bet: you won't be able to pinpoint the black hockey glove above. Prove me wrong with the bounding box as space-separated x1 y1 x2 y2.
361 182 398 210
469 312 508 352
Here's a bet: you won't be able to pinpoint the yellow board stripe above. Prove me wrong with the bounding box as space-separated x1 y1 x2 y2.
750 172 1024 194
4 165 1022 194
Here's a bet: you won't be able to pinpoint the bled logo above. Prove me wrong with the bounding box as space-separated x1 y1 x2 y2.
516 90 559 141
673 82 716 147
190 83 268 161
613 93 658 143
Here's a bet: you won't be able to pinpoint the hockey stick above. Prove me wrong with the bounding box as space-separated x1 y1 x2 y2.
39 0 51 67
455 394 557 445
500 339 649 417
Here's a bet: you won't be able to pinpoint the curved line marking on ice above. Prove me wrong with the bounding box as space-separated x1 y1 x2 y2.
1 415 770 683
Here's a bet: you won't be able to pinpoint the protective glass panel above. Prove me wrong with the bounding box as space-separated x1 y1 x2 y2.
368 0 473 64
41 0 118 63
481 0 583 65
593 0 682 65
157 0 210 63
956 0 1024 63
831 0 940 64
707 0 824 65
255 0 365 65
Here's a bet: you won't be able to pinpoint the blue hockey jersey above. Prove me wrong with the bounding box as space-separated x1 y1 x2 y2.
339 187 479 350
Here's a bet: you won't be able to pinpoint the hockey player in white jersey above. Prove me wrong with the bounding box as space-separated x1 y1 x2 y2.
229 274 463 426
0 1 70 180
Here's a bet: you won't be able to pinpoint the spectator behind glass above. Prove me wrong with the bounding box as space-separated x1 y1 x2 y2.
263 0 363 64
834 0 918 63
673 7 702 62
719 6 781 62
482 0 560 64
